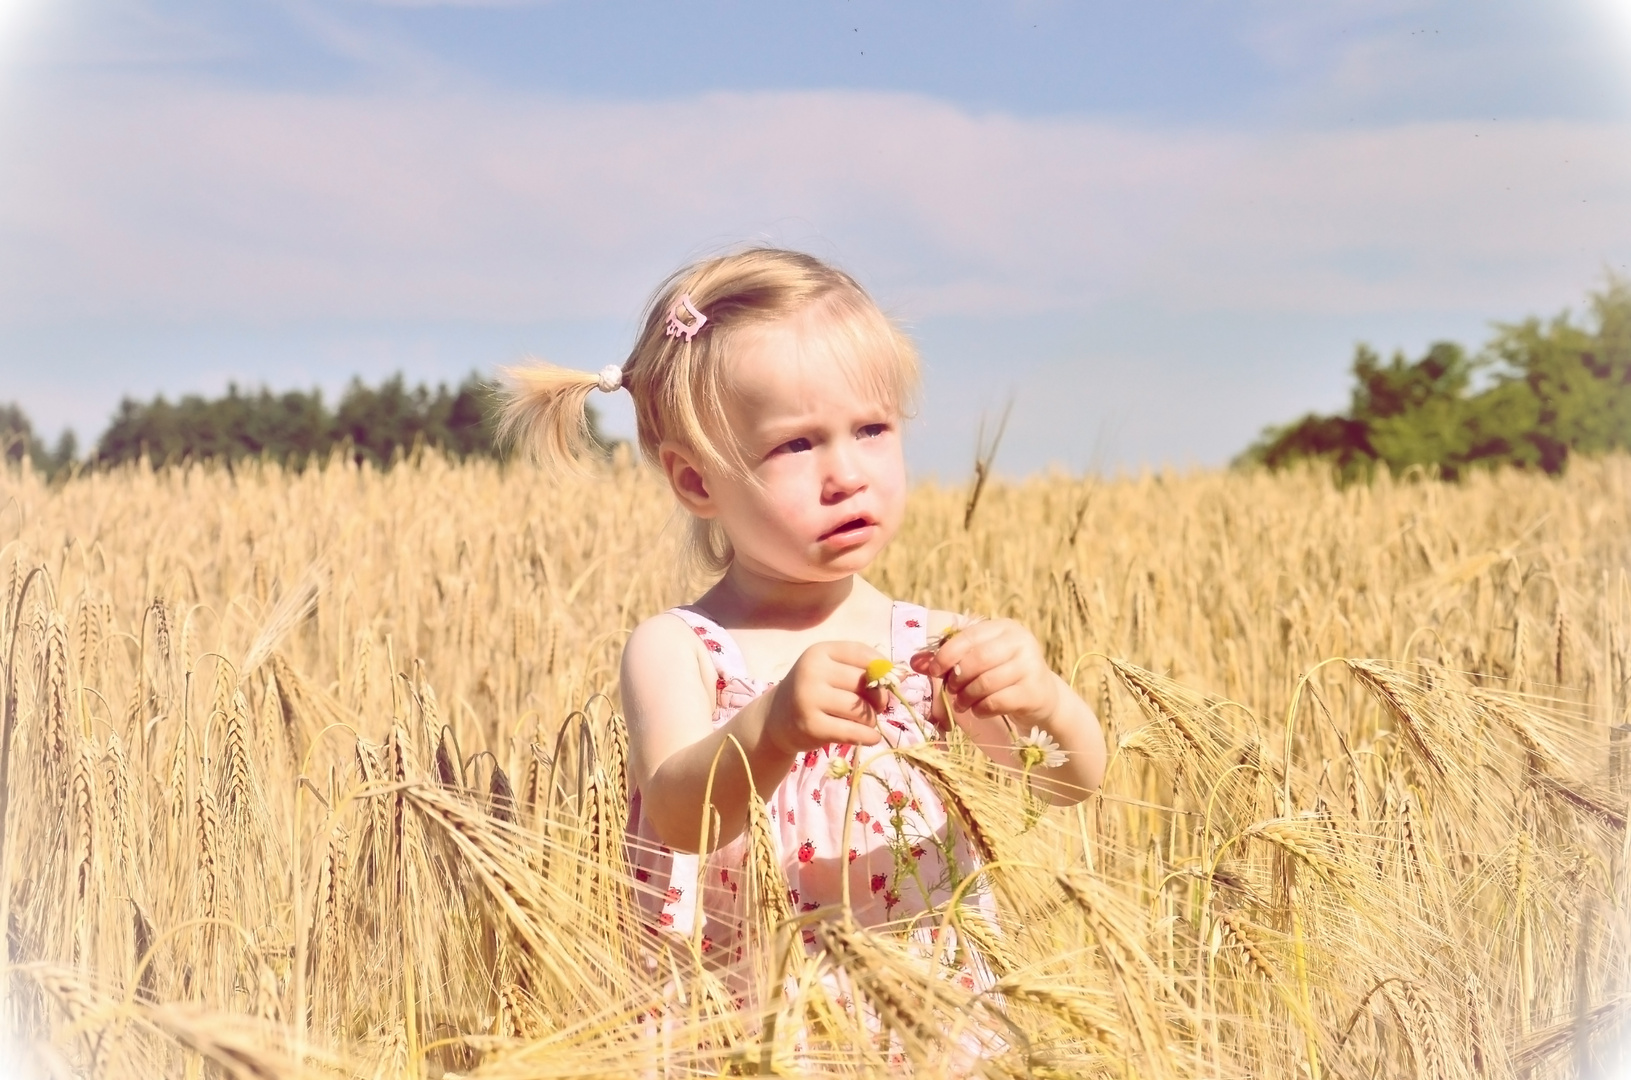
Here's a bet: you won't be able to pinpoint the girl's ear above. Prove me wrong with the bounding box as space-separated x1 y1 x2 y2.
659 442 717 518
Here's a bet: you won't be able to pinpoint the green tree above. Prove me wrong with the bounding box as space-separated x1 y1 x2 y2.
1239 276 1631 479
1 403 77 477
329 374 518 466
97 385 332 466
88 372 605 469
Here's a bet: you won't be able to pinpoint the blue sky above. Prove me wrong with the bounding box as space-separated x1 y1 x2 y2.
2 0 1629 475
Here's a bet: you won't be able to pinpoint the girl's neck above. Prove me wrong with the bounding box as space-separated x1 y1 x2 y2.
699 562 874 631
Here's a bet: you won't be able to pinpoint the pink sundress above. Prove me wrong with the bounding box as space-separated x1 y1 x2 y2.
626 601 982 964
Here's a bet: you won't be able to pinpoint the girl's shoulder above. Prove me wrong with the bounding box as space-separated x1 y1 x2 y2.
621 610 718 691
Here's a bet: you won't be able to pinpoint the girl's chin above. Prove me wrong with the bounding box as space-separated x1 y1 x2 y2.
734 551 867 585
733 531 890 583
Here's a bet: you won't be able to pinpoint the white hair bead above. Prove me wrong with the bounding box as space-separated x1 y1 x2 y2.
596 365 623 393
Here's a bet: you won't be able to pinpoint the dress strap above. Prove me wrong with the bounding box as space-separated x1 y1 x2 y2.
891 601 930 663
665 607 752 684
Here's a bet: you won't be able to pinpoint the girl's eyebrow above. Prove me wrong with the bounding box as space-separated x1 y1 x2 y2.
759 428 814 454
757 417 818 444
756 402 892 444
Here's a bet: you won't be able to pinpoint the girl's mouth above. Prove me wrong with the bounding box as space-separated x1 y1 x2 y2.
821 517 875 541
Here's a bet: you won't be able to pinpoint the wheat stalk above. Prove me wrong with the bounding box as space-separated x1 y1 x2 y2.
0 450 1626 1078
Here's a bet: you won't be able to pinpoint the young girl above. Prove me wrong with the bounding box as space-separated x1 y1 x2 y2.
502 248 1105 969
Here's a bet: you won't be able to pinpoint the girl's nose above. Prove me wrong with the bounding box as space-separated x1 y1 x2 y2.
821 444 866 503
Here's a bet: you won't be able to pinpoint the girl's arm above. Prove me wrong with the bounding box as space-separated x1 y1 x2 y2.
621 614 886 852
910 614 1106 805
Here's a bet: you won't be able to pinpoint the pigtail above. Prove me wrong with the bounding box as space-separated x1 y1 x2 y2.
497 362 612 472
504 248 914 575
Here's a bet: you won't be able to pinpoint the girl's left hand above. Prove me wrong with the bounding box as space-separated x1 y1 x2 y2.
908 618 1060 726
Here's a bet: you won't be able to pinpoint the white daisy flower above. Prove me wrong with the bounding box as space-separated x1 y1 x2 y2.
864 658 909 691
1015 726 1068 770
929 614 982 651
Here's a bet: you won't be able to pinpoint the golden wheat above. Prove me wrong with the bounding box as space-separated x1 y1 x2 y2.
0 451 1626 1077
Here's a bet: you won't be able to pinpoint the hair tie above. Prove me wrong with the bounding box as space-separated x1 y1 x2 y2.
664 294 707 342
596 364 623 393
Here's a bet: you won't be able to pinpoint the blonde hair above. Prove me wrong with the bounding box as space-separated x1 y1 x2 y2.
501 247 920 572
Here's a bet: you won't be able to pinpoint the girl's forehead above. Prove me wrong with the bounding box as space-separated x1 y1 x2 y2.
723 313 901 418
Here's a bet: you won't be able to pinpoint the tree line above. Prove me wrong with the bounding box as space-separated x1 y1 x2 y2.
2 374 608 477
1239 276 1631 479
5 278 1628 481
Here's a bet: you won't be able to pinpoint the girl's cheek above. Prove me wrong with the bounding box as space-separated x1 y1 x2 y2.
756 480 815 534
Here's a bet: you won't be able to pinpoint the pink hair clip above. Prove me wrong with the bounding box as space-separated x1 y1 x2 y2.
664 294 707 342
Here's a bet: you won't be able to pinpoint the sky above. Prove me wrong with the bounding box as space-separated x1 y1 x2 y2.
1 1 1629 477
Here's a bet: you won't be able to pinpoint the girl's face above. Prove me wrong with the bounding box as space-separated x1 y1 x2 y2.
690 313 908 585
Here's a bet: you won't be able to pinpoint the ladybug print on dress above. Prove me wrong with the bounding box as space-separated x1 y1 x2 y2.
626 602 972 973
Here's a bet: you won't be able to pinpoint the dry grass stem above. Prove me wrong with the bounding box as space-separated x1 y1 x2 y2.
0 452 1625 1077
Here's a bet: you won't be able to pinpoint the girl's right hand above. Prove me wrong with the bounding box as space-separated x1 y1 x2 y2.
763 641 887 755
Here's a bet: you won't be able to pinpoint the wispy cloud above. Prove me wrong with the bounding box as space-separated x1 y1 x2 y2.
1 83 1626 330
1236 0 1631 122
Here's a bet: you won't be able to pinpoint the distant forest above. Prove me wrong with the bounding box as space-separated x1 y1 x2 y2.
5 277 1629 481
2 374 606 476
1239 275 1631 479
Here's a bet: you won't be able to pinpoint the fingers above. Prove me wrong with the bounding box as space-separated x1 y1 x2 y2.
858 682 891 714
824 719 884 747
806 640 896 708
822 639 889 669
930 627 1023 687
804 685 881 746
812 683 876 726
948 658 1030 717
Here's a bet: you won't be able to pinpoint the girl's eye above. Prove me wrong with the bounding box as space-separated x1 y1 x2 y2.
859 423 889 439
777 437 813 454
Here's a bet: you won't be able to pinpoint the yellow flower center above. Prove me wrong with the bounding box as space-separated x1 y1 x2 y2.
864 658 896 683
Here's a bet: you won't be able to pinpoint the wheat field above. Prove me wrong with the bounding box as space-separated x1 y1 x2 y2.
0 451 1627 1078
